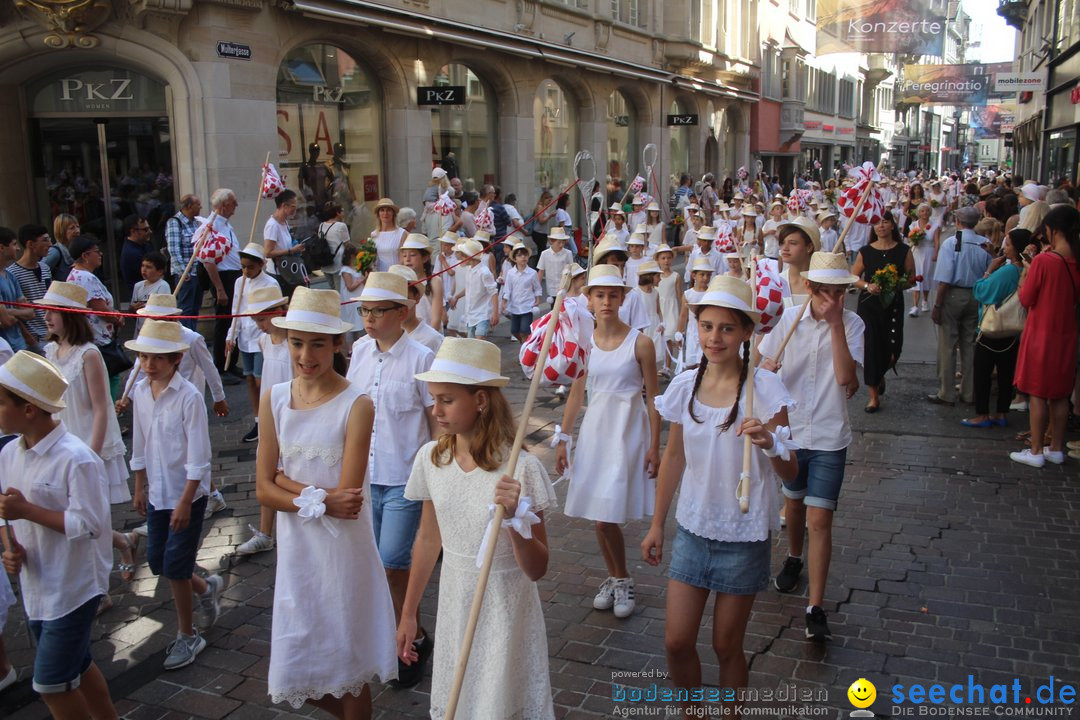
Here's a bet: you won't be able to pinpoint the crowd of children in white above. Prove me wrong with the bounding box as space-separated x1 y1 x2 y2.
0 172 1029 719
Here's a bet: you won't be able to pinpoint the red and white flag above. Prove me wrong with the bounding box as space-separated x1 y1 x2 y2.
628 175 645 194
261 163 285 199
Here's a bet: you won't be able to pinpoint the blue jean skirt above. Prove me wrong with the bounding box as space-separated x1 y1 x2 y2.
667 524 771 595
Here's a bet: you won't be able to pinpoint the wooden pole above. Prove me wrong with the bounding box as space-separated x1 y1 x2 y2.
172 210 218 297
737 256 759 514
443 267 574 719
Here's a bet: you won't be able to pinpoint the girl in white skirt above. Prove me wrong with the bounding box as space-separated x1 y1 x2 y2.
555 265 660 619
40 282 135 597
256 288 397 717
677 258 715 369
655 245 684 377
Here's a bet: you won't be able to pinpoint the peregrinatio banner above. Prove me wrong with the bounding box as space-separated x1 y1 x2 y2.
817 0 946 55
898 64 996 106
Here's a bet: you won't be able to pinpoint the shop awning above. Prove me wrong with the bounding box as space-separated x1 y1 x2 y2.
289 0 759 103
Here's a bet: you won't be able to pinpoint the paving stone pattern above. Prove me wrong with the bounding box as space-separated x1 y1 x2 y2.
1 336 1077 720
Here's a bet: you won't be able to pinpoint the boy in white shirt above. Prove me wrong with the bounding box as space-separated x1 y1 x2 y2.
125 321 223 670
682 226 723 283
0 351 117 718
500 244 543 343
131 251 171 333
537 229 575 305
817 211 839 253
625 233 648 280
225 244 280 444
757 252 864 643
450 239 499 340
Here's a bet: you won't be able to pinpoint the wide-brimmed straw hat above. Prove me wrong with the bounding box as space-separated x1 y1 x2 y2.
633 224 648 235
585 264 629 290
39 281 87 309
401 234 431 252
631 195 645 206
547 226 570 241
593 236 628 263
569 264 587 279
733 192 745 201
239 243 266 263
646 201 661 212
0 350 68 413
472 229 492 243
136 293 182 317
636 260 661 276
415 337 508 387
375 197 399 213
271 287 352 334
697 226 718 241
439 231 459 245
801 251 859 285
509 242 531 257
456 239 485 257
816 210 837 222
653 243 674 256
690 257 716 274
247 286 289 314
628 233 647 246
778 217 821 249
741 208 758 217
690 275 761 322
501 236 518 247
358 272 414 307
125 319 191 354
389 264 425 294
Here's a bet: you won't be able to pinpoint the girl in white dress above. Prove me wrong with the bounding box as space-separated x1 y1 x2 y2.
677 258 715 369
555 265 660 620
927 181 947 228
436 233 459 334
644 202 666 253
400 234 445 332
339 243 365 349
632 261 665 369
399 338 556 720
642 275 798 706
907 203 940 316
655 245 684 376
40 282 135 594
738 209 761 259
256 287 397 717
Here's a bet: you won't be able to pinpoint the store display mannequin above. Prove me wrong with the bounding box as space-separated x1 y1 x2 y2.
301 142 332 209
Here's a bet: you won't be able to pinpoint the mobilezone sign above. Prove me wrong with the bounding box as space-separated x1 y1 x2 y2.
994 73 1046 93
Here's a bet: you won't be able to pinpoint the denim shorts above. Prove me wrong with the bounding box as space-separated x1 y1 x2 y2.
239 350 263 378
667 524 770 595
467 320 491 338
782 448 848 511
510 312 533 335
370 484 423 570
146 495 208 580
28 594 100 694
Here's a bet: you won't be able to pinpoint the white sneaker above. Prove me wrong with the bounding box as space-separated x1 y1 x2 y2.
613 578 636 619
920 301 929 312
554 385 567 397
908 306 920 317
131 523 148 537
235 525 275 555
1043 448 1066 465
0 666 16 692
593 577 617 611
204 491 226 518
1010 449 1046 468
198 574 224 630
1009 399 1029 412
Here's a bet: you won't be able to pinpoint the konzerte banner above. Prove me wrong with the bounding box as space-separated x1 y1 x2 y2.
899 64 995 106
817 0 946 55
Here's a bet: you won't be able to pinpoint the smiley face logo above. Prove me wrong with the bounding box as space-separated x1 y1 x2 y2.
848 678 876 709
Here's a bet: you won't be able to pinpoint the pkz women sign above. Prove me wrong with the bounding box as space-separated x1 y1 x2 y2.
817 0 945 56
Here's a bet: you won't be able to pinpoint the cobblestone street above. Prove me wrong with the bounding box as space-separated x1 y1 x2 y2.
2 317 1078 720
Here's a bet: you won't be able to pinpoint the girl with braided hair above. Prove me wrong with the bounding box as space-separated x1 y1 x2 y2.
642 275 797 711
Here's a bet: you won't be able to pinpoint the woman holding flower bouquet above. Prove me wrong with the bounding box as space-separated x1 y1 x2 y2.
852 214 916 413
906 203 941 317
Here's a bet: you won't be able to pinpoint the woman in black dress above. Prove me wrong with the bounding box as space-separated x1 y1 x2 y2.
851 213 916 413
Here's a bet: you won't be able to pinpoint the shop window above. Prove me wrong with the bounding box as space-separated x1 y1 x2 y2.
429 64 497 192
606 90 638 189
534 79 578 197
277 44 382 241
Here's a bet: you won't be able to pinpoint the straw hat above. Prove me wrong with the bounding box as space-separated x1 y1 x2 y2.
628 233 647 246
592 236 628 263
801 251 859 285
723 251 743 261
741 208 758 217
690 275 761 322
636 260 661 276
547 226 570 241
633 224 648 235
697 226 718 241
653 243 674 256
685 203 700 212
690 257 716 274
778 217 821 249
716 201 729 212
608 204 625 215
585 264 629 290
733 192 745 201
271 286 353 334
646 201 661 212
239 243 266 263
401 233 431 252
439 231 459 245
456 239 485 257
136 293 182 317
39 281 88 309
389 264 425 294
569 264 587 279
125 319 191 354
472 229 492 243
358 272 413 307
0 351 68 413
509 242 531 257
375 197 399 214
500 236 517 247
414 337 508 387
769 201 784 211
816 210 837 222
631 195 645 206
247 285 289 314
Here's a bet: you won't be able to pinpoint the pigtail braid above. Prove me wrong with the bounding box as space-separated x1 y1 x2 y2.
687 356 709 424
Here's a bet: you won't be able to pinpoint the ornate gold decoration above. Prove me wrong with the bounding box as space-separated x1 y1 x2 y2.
13 0 113 49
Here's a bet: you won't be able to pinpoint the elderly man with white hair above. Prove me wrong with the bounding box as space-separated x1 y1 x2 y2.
200 188 244 374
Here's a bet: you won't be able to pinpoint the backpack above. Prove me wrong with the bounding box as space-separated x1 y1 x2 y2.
303 222 343 269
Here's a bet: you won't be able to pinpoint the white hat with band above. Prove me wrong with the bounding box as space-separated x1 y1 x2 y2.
401 234 432 252
690 275 761 322
801 251 859 285
389 264 425 294
358 272 414 307
247 285 289 314
39 281 88 309
136 293 183 317
124 319 191 354
415 337 508 387
0 350 68 413
585 264 629 289
271 286 352 334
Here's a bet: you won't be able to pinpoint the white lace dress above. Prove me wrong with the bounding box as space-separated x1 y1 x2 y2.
45 342 129 503
267 382 398 707
405 444 556 720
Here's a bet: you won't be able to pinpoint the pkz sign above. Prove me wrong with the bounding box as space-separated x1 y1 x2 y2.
666 114 698 126
418 86 466 106
217 42 252 60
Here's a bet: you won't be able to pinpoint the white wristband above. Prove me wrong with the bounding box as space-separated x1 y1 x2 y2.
761 426 795 461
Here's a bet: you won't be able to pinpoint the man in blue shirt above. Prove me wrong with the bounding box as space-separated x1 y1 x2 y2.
928 206 992 406
0 227 34 353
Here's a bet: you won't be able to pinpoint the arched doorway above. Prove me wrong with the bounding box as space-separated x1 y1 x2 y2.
428 63 497 192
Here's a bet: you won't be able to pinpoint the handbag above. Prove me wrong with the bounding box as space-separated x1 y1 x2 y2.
978 290 1025 340
276 252 309 289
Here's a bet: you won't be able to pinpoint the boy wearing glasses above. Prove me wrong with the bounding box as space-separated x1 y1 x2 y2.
345 272 437 689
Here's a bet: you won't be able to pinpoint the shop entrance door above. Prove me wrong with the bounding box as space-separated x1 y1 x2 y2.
30 115 174 302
